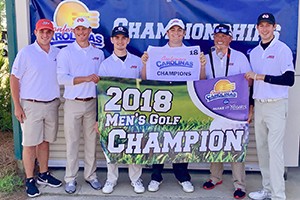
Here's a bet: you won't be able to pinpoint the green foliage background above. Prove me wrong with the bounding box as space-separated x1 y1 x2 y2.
0 55 11 131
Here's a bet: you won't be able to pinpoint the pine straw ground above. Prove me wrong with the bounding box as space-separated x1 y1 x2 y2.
0 132 27 200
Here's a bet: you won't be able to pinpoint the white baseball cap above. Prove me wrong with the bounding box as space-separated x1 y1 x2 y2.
166 18 185 30
73 17 90 29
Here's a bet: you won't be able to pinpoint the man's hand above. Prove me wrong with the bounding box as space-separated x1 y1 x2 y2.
199 51 206 80
86 74 100 83
14 104 26 123
200 52 206 67
141 51 149 66
247 105 254 124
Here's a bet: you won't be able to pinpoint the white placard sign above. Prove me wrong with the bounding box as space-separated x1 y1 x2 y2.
146 46 201 81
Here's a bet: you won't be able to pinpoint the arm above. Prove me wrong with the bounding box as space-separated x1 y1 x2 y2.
264 71 294 86
245 70 294 87
199 52 206 80
57 50 100 85
73 74 100 85
247 85 254 124
141 51 148 80
10 75 26 123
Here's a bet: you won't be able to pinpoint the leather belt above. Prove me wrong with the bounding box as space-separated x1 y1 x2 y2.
24 98 57 103
75 97 94 102
256 99 281 103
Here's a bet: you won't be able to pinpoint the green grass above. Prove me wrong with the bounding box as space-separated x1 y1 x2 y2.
0 173 23 193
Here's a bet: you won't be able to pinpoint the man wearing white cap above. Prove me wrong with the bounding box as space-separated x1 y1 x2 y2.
57 16 105 194
10 19 62 198
141 18 206 193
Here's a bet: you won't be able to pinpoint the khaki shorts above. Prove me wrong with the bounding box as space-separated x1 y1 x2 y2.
20 98 60 146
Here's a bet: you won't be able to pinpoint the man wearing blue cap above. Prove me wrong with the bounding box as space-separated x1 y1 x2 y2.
246 13 294 200
98 25 144 194
202 24 253 199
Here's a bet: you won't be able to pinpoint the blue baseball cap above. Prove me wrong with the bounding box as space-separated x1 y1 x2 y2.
111 26 129 37
213 24 232 37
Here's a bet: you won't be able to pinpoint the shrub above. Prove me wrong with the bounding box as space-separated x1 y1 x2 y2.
0 173 23 193
0 54 12 131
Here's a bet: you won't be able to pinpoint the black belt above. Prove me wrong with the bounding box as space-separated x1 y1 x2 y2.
24 98 57 103
75 97 94 102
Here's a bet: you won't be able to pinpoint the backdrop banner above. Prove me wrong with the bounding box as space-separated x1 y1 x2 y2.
30 0 298 62
98 74 249 164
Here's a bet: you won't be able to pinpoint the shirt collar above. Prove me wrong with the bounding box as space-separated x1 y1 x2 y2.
33 40 53 53
112 51 131 61
73 40 92 51
260 35 278 50
164 43 186 48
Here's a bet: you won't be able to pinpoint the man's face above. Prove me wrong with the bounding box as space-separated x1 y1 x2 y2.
257 22 276 43
34 29 54 46
111 34 130 51
73 26 92 43
213 33 232 50
167 25 185 44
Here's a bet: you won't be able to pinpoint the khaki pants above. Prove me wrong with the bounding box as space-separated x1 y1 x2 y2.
20 99 60 146
64 99 97 183
210 162 246 190
106 163 142 184
255 99 287 200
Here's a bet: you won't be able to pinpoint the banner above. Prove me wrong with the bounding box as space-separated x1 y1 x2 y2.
146 46 201 81
97 74 249 164
30 0 298 62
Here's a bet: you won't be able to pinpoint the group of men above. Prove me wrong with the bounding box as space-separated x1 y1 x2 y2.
10 12 294 200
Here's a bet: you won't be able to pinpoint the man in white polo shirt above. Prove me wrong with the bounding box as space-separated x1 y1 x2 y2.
141 18 206 193
57 16 104 194
202 24 252 200
246 13 294 200
10 19 62 198
98 25 144 194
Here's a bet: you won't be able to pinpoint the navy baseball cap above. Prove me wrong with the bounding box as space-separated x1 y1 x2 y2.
213 24 232 37
111 26 129 37
257 13 276 25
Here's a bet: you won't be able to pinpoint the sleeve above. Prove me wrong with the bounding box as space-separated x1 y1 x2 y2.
138 57 143 79
98 61 107 76
56 48 74 86
11 49 27 79
238 52 251 73
279 45 295 73
204 54 212 79
264 71 295 86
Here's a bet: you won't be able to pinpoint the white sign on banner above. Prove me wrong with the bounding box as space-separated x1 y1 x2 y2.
146 45 201 81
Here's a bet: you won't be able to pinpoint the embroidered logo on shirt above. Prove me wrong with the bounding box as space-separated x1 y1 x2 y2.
267 55 275 59
130 65 137 69
92 57 99 60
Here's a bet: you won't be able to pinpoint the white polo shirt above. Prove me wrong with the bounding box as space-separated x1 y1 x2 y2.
250 38 294 99
205 47 251 79
57 41 104 99
11 41 60 101
99 51 142 78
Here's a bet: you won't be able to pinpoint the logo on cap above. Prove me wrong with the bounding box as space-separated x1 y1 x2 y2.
262 14 270 19
77 18 85 22
42 21 51 25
